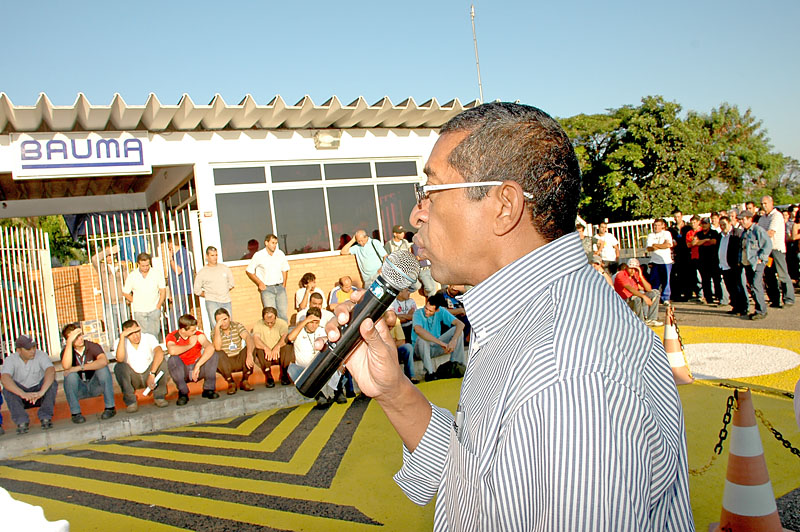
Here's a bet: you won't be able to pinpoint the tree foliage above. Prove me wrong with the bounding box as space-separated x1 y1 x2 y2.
560 96 796 222
0 216 85 264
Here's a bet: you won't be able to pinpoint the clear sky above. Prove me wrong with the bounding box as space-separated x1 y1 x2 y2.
2 0 798 160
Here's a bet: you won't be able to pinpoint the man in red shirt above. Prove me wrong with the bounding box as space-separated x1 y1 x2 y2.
166 314 219 405
613 259 663 327
684 215 703 301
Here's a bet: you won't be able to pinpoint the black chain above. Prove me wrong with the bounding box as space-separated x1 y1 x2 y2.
714 395 735 455
754 409 800 459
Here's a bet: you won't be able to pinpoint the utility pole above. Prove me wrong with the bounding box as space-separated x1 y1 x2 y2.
470 4 484 103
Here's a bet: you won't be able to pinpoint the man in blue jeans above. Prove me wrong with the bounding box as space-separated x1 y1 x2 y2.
122 252 167 341
245 234 290 322
740 211 773 320
1 335 58 435
411 294 465 381
60 323 117 423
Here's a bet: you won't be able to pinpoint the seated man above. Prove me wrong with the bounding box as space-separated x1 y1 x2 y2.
391 287 417 346
437 284 471 343
328 276 356 309
166 314 219 405
1 335 58 434
114 320 169 411
60 324 116 424
251 306 291 387
411 294 466 381
212 308 255 395
613 259 663 327
296 292 335 324
286 307 345 407
385 310 417 384
295 272 325 311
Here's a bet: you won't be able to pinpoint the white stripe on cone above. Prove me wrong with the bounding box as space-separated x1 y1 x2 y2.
729 425 765 458
721 480 778 517
664 323 679 341
667 351 686 369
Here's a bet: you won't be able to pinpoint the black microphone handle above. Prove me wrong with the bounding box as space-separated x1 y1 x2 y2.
295 277 401 398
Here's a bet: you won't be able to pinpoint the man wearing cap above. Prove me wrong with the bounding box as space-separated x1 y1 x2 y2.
740 211 772 320
385 224 412 255
759 195 795 308
1 335 58 434
590 255 614 286
60 323 117 423
341 229 387 287
614 259 663 326
690 218 722 305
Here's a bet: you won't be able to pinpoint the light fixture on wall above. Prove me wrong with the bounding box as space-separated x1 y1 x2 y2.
313 130 341 150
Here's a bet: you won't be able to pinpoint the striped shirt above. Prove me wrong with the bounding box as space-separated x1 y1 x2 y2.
394 232 694 531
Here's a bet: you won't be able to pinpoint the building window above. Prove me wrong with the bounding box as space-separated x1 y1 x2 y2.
378 184 416 237
273 189 331 255
376 161 417 178
216 192 273 262
271 164 322 183
324 162 371 180
328 185 379 244
213 167 266 185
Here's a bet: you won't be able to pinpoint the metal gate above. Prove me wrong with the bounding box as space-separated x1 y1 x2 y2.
0 225 60 360
84 206 203 352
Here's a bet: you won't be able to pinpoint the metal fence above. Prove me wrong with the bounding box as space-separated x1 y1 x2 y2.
84 208 200 351
0 225 60 360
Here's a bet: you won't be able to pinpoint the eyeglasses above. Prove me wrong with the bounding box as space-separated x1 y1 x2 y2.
414 181 533 207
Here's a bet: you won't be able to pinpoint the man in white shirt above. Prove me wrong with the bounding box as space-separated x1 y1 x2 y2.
246 234 290 321
286 307 344 407
645 218 674 303
114 319 168 411
593 222 620 273
122 252 167 340
759 195 795 307
391 287 417 346
296 292 335 325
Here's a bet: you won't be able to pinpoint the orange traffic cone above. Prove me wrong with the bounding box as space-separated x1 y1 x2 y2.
664 305 693 385
710 389 792 532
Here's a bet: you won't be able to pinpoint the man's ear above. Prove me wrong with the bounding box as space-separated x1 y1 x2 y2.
492 182 527 236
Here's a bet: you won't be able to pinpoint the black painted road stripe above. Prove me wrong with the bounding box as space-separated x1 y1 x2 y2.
156 408 293 442
4 460 381 525
2 477 287 532
42 397 371 489
191 413 256 429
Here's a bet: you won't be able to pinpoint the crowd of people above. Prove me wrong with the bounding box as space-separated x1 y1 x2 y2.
580 197 799 326
0 224 472 436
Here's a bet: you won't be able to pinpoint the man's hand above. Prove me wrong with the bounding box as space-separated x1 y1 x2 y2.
268 346 281 361
245 354 254 370
121 326 140 338
145 373 156 390
66 327 83 344
257 282 267 291
191 366 201 381
643 295 653 306
321 291 404 400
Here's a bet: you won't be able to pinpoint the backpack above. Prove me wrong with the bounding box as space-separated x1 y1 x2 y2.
435 361 466 379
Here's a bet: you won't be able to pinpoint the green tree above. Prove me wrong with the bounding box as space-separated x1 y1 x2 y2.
0 216 85 264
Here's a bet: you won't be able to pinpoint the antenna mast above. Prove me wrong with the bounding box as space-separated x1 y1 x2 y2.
470 4 484 103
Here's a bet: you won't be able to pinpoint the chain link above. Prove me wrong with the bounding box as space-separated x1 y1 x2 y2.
754 409 800 459
689 394 735 476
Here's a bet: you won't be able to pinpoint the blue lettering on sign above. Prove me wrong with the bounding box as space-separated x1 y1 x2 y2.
20 138 145 169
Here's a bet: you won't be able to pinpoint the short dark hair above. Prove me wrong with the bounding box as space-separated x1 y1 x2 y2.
740 211 755 220
61 323 80 339
576 223 585 231
720 215 730 223
121 319 139 331
265 234 278 243
214 308 230 319
205 246 217 254
136 252 152 264
309 292 324 303
426 294 445 309
654 218 667 226
439 102 581 241
262 306 278 318
300 272 316 287
306 307 322 319
178 314 198 329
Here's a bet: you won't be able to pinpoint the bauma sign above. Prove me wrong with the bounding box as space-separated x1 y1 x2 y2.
11 132 151 179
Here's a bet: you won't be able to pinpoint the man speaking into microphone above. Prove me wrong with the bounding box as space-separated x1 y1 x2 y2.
325 103 693 531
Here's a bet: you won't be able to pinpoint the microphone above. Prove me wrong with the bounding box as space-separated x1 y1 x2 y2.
295 249 420 398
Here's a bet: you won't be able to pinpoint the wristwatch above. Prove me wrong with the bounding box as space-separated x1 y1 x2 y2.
149 371 157 376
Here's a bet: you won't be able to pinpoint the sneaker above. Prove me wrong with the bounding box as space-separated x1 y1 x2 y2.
424 372 438 382
154 398 169 408
71 414 86 424
314 392 332 409
410 377 421 384
749 312 767 320
240 380 254 392
101 408 116 420
265 377 275 389
345 389 356 398
41 419 53 430
176 394 189 406
785 301 795 308
226 381 237 395
202 390 220 400
16 423 29 434
126 403 139 413
645 320 664 327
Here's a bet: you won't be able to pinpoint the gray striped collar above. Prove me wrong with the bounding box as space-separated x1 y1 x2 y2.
461 231 585 347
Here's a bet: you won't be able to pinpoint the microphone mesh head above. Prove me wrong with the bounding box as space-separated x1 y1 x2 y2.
382 249 421 290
